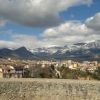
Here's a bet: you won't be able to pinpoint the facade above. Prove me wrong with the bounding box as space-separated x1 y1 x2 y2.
1 65 30 78
2 65 23 78
0 68 3 78
0 59 99 79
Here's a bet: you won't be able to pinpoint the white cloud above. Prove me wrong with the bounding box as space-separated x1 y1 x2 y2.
41 21 92 46
0 40 19 49
0 0 92 27
0 34 43 49
11 34 43 49
85 12 100 31
42 12 100 47
0 19 6 27
0 29 13 34
1 11 100 49
43 21 90 37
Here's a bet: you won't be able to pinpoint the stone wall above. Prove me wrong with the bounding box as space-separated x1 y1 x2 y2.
0 79 100 100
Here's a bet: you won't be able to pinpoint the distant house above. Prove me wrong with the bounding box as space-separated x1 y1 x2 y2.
2 65 24 78
14 67 23 78
1 64 31 78
23 65 30 78
0 68 3 78
3 65 15 78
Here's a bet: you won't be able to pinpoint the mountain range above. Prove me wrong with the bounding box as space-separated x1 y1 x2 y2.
0 40 100 61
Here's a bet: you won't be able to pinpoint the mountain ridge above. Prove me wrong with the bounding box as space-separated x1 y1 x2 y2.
0 40 100 61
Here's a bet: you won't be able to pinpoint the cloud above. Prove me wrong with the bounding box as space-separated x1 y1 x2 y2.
0 29 13 34
0 40 19 49
0 19 6 27
41 21 92 46
11 34 42 48
85 12 100 31
1 12 100 49
41 12 100 46
0 0 92 27
0 34 43 49
43 21 90 37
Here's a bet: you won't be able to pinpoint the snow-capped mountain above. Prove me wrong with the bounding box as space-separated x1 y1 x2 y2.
83 40 100 49
29 40 100 54
28 40 100 61
0 40 100 61
29 46 63 54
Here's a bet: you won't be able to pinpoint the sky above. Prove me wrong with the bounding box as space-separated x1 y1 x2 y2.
0 0 100 49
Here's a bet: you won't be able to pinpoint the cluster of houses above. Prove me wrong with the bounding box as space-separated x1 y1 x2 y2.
38 60 99 73
0 64 30 78
0 58 99 78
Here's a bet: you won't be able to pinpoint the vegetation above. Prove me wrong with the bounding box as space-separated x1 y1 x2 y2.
92 67 100 80
58 66 100 80
59 67 89 79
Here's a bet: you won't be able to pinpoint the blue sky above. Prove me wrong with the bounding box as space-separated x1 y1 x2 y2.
60 0 100 20
0 0 100 49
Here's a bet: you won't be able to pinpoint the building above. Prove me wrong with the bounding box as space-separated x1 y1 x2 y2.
2 65 24 78
0 68 3 78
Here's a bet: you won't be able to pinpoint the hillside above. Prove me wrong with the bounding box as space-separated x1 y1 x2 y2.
0 40 100 60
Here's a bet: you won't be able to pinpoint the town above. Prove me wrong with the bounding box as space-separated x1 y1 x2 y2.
0 58 100 80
